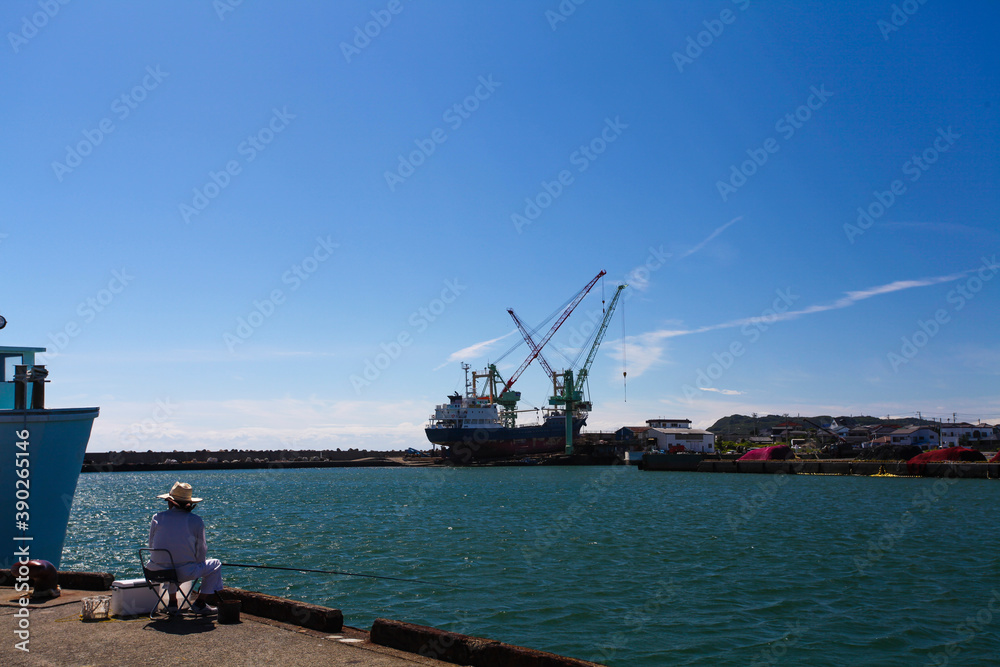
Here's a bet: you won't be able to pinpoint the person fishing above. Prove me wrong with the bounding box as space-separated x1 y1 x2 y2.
147 481 223 615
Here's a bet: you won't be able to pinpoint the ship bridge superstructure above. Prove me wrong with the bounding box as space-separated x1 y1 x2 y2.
427 389 502 431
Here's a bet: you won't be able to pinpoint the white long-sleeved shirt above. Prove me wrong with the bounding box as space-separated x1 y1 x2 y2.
147 506 207 569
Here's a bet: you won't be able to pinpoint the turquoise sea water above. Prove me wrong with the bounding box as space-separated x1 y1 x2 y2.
62 466 1000 666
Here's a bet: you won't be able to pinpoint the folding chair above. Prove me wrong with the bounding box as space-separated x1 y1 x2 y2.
138 548 201 619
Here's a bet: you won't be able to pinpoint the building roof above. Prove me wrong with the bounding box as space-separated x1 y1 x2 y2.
648 427 713 436
891 426 937 435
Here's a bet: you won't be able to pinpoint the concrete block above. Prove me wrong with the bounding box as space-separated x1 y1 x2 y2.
222 587 342 632
371 618 476 664
370 618 605 666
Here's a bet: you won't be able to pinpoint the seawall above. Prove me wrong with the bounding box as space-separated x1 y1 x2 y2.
642 455 1000 478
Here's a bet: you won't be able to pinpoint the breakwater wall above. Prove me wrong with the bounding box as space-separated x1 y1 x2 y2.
645 457 1000 478
84 449 404 465
81 458 403 473
81 449 407 473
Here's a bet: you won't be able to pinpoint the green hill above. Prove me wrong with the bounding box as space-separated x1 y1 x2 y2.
707 414 931 437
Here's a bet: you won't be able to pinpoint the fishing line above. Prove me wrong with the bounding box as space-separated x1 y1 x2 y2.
221 562 461 587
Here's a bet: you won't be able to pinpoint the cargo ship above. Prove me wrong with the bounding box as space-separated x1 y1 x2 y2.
1 343 99 570
424 377 585 461
426 272 625 461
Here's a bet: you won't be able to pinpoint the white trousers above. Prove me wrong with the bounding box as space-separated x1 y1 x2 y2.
176 558 223 595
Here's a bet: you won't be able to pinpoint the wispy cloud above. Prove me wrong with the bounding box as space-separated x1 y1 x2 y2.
659 271 965 340
88 397 430 452
619 269 972 378
435 329 517 370
700 387 744 395
626 216 742 294
679 216 743 259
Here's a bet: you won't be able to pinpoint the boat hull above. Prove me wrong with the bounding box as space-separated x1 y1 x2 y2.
425 416 586 460
1 407 99 570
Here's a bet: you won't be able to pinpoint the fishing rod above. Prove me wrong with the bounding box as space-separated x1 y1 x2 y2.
221 562 457 587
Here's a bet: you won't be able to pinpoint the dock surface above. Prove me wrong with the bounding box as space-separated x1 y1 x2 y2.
2 587 450 667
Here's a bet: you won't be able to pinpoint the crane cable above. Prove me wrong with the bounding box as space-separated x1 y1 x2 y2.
622 294 627 402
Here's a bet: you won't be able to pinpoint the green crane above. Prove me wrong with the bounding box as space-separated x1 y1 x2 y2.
549 283 627 455
483 270 606 428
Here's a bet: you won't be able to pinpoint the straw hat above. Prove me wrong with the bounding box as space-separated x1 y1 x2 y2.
157 481 202 504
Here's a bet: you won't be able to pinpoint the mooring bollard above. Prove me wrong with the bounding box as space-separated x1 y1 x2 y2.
217 599 241 624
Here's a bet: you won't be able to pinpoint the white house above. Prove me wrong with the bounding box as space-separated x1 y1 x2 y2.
890 426 939 450
940 423 998 447
647 427 715 453
827 419 851 437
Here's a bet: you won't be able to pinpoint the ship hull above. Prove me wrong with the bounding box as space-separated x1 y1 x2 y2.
425 416 586 460
1 407 99 570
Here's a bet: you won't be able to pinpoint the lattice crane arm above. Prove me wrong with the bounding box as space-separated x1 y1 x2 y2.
575 283 627 389
508 309 555 379
501 270 606 394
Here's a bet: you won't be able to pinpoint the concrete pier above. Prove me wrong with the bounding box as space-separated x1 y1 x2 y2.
1 571 605 666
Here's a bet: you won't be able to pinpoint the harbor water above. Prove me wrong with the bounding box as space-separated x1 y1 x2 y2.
62 465 1000 666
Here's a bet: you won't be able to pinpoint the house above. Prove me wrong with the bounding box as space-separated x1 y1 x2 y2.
647 427 715 453
940 422 999 448
771 421 806 442
845 427 871 444
869 424 901 439
889 426 939 450
827 418 851 437
620 418 714 458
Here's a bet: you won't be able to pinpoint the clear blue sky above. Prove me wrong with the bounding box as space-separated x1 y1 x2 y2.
3 1 998 451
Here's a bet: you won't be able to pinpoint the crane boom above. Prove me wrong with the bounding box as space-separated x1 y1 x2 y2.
501 270 606 395
508 309 556 380
549 282 627 456
575 283 627 389
803 418 847 443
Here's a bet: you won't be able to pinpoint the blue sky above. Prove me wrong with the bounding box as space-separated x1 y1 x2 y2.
2 1 998 452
